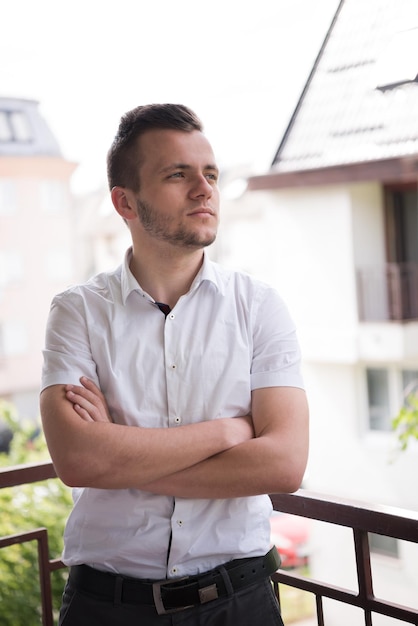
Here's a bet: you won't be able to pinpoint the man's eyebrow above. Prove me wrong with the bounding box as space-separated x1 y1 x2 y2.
159 163 219 174
159 163 190 173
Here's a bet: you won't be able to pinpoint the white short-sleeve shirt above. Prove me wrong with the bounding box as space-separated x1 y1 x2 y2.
42 248 304 579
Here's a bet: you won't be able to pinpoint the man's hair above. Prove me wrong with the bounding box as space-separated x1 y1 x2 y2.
107 103 203 191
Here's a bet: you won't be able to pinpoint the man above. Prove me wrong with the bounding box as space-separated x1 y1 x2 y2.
40 103 309 625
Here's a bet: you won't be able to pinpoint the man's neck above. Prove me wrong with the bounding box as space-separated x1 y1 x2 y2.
129 242 205 309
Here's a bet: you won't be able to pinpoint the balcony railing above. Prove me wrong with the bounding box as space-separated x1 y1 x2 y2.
357 262 418 322
1 461 418 625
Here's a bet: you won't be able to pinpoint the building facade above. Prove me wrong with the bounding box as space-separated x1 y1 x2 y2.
0 97 77 419
219 1 418 623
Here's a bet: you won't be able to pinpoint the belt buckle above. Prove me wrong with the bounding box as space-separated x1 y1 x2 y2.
152 577 193 615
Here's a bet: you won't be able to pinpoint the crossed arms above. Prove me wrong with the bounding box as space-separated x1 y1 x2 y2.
40 377 308 499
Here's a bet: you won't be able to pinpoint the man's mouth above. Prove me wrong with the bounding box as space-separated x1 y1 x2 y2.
188 208 215 217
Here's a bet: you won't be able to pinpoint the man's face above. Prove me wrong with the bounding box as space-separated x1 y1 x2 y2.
132 129 220 249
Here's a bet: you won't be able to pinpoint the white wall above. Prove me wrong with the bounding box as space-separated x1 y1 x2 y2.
224 186 351 362
351 182 385 267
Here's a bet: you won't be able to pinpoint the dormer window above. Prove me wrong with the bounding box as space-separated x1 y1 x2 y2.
0 110 32 142
375 27 418 91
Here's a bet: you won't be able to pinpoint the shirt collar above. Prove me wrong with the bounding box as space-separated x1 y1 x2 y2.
121 248 145 304
120 247 226 305
190 251 226 296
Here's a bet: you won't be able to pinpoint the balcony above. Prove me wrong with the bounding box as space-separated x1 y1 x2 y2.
1 461 418 626
356 262 418 360
357 263 418 323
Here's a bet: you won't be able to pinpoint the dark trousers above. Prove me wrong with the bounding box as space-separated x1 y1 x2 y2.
58 575 285 626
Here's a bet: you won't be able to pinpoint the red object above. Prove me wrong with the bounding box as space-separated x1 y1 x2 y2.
269 512 310 570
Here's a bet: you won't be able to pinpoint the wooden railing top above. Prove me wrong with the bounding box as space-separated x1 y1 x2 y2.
0 459 57 488
2 460 417 543
270 491 418 543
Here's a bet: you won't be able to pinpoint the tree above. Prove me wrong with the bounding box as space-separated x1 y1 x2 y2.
392 384 418 451
0 400 72 625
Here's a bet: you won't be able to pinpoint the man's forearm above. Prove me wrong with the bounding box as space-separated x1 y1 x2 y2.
143 434 306 499
41 383 254 489
144 387 309 499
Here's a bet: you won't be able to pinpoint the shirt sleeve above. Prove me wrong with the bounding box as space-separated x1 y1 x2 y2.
41 290 99 391
250 285 304 391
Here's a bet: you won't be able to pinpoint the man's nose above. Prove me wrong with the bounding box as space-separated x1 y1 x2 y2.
189 174 213 198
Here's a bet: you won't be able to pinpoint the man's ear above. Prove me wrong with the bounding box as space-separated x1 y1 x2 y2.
111 187 137 221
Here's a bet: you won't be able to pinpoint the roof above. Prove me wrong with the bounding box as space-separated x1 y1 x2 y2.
0 97 62 157
250 0 418 189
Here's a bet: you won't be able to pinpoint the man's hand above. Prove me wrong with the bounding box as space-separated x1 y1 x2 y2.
65 377 113 423
65 376 254 444
226 413 254 447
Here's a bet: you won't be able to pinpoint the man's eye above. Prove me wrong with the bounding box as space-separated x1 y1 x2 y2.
206 173 218 181
169 172 184 179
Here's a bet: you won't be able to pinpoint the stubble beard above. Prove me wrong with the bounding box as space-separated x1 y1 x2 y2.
135 198 217 249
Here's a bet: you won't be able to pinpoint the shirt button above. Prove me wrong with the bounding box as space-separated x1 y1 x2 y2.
169 313 175 320
177 520 183 527
171 567 178 575
171 364 176 369
174 416 181 424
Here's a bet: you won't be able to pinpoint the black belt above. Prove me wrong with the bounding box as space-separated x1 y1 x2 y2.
69 547 280 615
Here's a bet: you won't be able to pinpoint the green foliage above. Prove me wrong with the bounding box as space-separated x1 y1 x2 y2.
0 401 72 625
392 391 418 451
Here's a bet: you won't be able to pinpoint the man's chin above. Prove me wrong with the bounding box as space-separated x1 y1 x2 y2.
171 230 217 249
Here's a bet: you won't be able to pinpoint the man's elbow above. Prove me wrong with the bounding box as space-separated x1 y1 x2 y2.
269 456 308 495
52 460 84 488
51 451 99 488
281 470 305 494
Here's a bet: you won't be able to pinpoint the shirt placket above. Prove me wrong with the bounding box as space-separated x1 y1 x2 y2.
163 308 188 576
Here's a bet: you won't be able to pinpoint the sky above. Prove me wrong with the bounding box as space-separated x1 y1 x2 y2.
1 0 341 194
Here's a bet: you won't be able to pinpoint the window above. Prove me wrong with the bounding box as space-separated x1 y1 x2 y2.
369 533 399 559
401 369 418 396
0 321 27 356
385 185 418 266
367 369 391 431
40 180 69 213
366 367 418 432
9 111 32 141
0 110 32 142
0 179 17 215
0 251 24 287
356 184 418 322
0 112 12 141
45 249 73 281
